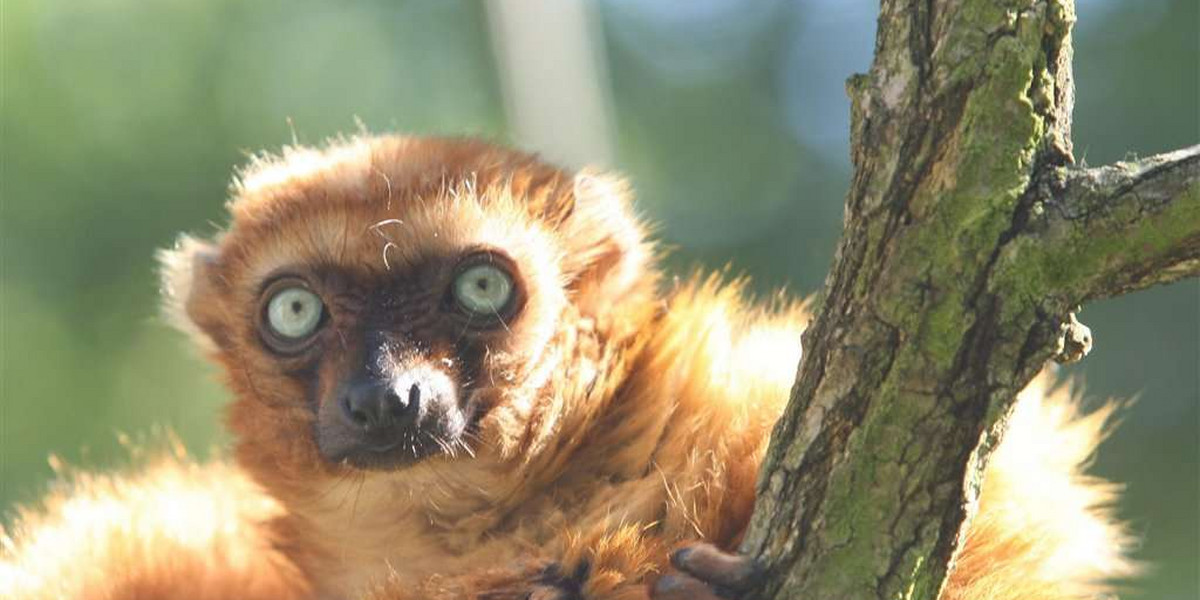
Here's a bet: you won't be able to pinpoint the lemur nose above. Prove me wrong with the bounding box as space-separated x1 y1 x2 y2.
339 379 417 430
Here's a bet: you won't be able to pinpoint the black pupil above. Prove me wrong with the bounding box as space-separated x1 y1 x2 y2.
476 278 489 291
290 300 304 315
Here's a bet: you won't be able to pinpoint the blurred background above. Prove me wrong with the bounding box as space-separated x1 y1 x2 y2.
1 0 1195 597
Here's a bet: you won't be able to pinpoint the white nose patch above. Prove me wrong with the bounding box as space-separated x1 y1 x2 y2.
389 361 460 426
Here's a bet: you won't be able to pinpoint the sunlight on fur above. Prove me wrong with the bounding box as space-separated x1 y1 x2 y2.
943 373 1137 600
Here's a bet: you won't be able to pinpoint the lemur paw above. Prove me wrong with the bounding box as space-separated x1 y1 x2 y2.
526 561 589 600
651 543 762 600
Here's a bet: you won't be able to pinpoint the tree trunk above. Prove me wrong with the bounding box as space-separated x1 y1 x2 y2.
737 1 1200 599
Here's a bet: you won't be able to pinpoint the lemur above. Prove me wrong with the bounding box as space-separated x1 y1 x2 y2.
1 135 1135 600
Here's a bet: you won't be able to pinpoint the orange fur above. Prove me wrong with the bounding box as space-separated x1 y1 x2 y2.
1 445 308 600
2 135 1134 599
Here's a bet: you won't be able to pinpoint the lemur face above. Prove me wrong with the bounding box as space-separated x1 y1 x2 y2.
253 243 531 471
160 136 649 480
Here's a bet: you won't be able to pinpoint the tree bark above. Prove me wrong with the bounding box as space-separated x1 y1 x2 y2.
738 1 1200 599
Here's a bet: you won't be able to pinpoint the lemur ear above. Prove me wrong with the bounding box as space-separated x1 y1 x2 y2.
157 235 228 352
561 170 652 311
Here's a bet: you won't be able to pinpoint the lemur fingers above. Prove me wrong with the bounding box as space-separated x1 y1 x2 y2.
652 542 763 599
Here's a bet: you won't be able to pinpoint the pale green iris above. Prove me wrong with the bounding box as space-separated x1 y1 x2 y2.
453 264 514 315
266 287 324 339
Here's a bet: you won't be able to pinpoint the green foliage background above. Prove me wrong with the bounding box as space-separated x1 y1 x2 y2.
1 1 1195 598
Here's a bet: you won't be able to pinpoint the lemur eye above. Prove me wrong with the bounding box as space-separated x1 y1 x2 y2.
453 263 514 316
262 285 326 351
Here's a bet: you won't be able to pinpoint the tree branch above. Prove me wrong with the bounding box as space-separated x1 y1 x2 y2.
1037 146 1200 300
734 2 1195 600
741 0 1194 596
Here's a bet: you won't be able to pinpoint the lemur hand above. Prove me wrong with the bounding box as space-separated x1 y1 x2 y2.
651 543 762 600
